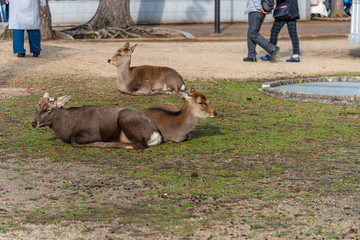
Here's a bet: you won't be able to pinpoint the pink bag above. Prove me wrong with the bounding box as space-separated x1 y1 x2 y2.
311 0 320 6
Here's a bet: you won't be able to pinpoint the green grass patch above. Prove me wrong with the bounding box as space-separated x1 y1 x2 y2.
1 77 360 238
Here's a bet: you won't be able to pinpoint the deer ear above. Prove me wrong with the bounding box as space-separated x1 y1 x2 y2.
43 93 50 98
130 44 137 53
56 95 71 108
179 91 191 101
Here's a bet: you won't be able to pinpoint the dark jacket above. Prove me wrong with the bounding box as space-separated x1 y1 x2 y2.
277 0 299 20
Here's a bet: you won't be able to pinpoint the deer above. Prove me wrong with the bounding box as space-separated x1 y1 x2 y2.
32 93 162 149
144 89 217 143
107 42 187 95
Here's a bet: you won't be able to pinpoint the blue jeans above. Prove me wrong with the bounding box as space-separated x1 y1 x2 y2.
1 4 6 22
13 29 41 54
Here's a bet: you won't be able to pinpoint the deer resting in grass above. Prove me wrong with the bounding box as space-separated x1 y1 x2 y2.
108 42 186 95
144 90 217 143
32 93 162 149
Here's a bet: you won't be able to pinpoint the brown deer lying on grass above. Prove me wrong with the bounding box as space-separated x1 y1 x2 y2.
144 90 217 143
32 93 162 149
108 42 186 95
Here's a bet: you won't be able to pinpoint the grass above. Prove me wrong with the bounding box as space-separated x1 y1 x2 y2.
1 77 360 238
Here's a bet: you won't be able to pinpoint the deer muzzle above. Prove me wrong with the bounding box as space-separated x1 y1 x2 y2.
32 121 41 129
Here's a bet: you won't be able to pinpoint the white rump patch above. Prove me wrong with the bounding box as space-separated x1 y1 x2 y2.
180 84 187 91
147 132 162 146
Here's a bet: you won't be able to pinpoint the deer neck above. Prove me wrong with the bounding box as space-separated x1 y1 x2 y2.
49 108 74 142
116 58 132 92
177 102 198 132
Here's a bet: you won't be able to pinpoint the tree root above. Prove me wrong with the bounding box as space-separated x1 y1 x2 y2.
62 25 178 39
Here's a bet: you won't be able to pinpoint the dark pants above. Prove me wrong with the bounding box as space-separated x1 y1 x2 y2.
12 29 41 54
247 11 276 58
270 20 300 55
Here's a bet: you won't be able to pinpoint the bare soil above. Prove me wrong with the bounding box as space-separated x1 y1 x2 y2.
0 37 360 239
0 37 359 88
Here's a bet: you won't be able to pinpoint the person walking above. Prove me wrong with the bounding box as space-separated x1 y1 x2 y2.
244 0 280 62
8 0 45 57
0 0 6 22
260 0 300 62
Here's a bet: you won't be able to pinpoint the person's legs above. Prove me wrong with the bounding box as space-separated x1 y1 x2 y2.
246 12 262 59
270 20 285 46
261 20 285 61
12 29 26 55
27 30 41 54
287 21 300 56
0 4 6 22
248 12 277 55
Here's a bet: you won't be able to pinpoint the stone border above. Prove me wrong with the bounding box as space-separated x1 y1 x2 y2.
261 76 360 105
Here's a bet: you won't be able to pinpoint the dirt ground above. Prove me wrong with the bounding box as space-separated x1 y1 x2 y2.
0 37 360 239
0 37 359 89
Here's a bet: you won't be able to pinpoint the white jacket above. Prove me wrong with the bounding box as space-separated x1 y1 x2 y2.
9 0 40 30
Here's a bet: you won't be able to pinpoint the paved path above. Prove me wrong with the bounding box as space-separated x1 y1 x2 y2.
152 20 351 40
0 19 352 40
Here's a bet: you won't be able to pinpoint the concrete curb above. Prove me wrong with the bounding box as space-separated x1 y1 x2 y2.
261 76 360 105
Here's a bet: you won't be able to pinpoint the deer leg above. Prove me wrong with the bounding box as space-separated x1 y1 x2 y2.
70 132 136 149
130 83 152 95
150 89 173 95
71 140 135 149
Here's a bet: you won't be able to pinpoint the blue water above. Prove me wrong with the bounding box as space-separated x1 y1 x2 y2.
275 81 360 96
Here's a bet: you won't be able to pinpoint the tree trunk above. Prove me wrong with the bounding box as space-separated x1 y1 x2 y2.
40 0 54 40
62 0 158 39
330 0 345 17
87 0 133 29
60 0 184 39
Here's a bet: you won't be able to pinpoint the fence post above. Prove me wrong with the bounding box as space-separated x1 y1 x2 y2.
349 0 360 45
213 0 222 35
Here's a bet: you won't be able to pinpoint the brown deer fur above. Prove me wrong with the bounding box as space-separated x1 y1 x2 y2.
108 42 186 95
32 93 162 149
144 90 217 143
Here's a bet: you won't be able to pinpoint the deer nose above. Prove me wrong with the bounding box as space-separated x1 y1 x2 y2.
213 111 217 116
32 121 37 128
107 59 111 63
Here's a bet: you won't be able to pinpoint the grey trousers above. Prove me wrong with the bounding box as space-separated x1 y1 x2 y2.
247 11 276 58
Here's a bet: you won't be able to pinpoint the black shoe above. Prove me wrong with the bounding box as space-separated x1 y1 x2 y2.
243 57 257 62
17 53 25 58
286 56 300 62
260 54 271 61
33 51 40 57
270 47 280 62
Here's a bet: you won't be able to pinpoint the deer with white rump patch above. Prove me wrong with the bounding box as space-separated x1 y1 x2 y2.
144 90 217 143
32 93 162 149
108 42 186 95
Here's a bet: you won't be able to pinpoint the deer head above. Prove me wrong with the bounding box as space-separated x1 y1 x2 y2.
32 93 71 129
179 89 217 119
107 42 137 66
